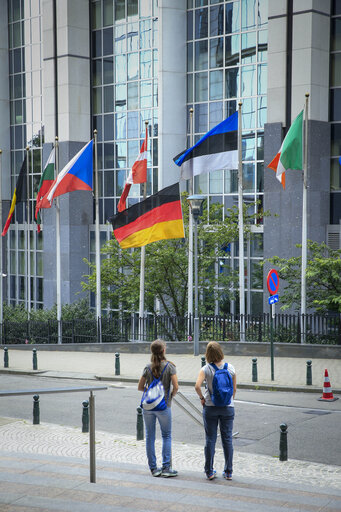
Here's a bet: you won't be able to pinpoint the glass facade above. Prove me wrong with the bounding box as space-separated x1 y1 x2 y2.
91 0 159 224
7 0 44 308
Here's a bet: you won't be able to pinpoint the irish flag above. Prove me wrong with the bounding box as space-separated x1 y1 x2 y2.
267 110 303 189
35 149 55 232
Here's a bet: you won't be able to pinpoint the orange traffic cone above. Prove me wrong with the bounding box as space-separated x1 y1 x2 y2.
318 369 339 402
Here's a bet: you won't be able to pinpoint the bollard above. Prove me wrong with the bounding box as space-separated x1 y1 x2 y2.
252 358 258 382
136 406 144 440
82 400 89 433
32 348 37 370
4 347 8 368
33 395 40 425
115 352 120 376
201 356 206 367
306 360 312 386
279 423 288 461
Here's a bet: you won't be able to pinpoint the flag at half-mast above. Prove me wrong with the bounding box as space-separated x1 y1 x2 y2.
36 140 93 213
173 111 238 180
118 125 148 212
110 182 184 249
35 148 55 232
2 155 27 237
267 110 303 189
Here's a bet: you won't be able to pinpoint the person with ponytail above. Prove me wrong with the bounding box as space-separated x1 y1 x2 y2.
138 339 178 477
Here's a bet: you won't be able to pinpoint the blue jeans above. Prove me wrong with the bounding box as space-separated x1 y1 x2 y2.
203 405 234 476
143 407 172 470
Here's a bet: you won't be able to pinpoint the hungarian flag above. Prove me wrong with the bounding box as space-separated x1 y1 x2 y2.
117 125 148 212
35 149 54 232
110 182 184 249
267 110 303 189
2 155 27 236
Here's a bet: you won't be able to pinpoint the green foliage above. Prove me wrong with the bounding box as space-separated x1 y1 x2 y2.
267 241 341 313
2 299 94 322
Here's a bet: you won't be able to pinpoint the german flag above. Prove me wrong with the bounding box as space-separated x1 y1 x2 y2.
2 156 27 236
110 183 185 249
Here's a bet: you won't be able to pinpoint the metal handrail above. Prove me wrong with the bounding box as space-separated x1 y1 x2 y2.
0 385 107 483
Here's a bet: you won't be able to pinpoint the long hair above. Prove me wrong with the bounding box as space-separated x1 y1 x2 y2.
150 339 167 377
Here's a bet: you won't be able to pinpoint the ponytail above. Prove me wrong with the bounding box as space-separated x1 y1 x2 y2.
150 339 166 377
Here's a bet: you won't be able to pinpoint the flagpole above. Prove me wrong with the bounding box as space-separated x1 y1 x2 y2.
237 102 245 341
301 93 309 343
93 129 102 343
0 149 3 343
25 146 31 319
55 137 62 344
138 121 148 341
188 107 194 339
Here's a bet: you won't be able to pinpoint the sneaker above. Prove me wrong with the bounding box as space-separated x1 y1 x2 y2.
206 470 217 480
161 467 178 478
151 468 162 477
223 471 232 480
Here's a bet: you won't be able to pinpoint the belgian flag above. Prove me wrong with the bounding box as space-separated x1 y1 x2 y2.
2 156 27 236
110 183 185 249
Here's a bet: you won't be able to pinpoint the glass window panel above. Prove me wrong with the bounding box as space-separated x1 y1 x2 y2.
225 67 239 98
225 99 237 118
104 114 114 140
242 98 255 129
250 261 263 289
103 85 114 112
114 25 126 54
187 73 193 103
115 0 125 20
127 52 138 80
330 89 341 121
331 159 341 190
225 2 240 34
332 124 341 157
241 65 255 96
209 101 223 128
242 133 255 161
92 31 102 58
115 83 126 110
153 49 158 77
224 169 238 193
37 278 43 302
194 173 208 194
93 88 102 114
241 32 256 63
153 110 158 137
13 48 21 73
332 18 341 51
187 42 193 71
128 0 138 17
36 252 43 276
210 37 223 68
195 8 208 39
103 57 113 84
258 96 267 128
258 29 267 61
14 125 23 149
127 81 138 109
257 133 264 160
12 0 21 21
210 69 223 100
140 50 152 78
225 34 239 66
104 170 115 196
104 143 114 168
115 55 126 82
243 162 255 193
103 27 113 56
196 0 208 6
127 22 139 50
97 143 103 168
140 19 152 49
331 54 341 86
209 169 223 193
195 40 208 70
103 0 113 26
153 80 158 107
242 0 256 30
258 0 268 28
251 233 263 257
93 59 102 86
13 22 21 47
195 72 208 101
140 80 152 108
257 162 264 192
195 103 208 133
210 5 224 37
187 11 193 40
127 140 139 167
92 1 102 29
19 252 25 273
93 115 102 141
140 0 151 17
258 63 267 94
115 142 127 168
127 111 139 138
330 192 341 222
115 112 126 139
153 16 158 46
10 250 16 273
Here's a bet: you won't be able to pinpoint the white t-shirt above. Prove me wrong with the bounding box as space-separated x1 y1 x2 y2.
202 361 235 407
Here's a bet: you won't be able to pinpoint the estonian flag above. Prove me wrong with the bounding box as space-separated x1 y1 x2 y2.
174 111 238 180
109 183 185 249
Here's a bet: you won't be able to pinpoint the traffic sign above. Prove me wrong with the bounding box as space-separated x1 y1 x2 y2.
268 294 279 305
267 269 279 295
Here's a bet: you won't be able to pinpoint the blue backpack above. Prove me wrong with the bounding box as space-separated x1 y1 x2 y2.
141 363 169 411
209 363 233 406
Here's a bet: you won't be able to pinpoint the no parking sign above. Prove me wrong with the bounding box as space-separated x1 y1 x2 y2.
267 269 279 295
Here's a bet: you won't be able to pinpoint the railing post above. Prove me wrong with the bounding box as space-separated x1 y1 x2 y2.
306 360 312 385
115 352 120 376
136 406 144 440
4 346 8 368
33 395 40 424
89 391 96 483
252 357 258 382
279 423 288 461
82 400 89 433
32 348 37 370
201 356 206 367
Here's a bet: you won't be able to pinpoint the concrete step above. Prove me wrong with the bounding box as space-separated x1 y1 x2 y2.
0 451 340 512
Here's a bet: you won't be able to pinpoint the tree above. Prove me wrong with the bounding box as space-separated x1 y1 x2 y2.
267 241 341 313
81 194 263 320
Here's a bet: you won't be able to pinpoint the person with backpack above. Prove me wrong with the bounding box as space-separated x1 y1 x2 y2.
138 339 179 478
194 341 236 481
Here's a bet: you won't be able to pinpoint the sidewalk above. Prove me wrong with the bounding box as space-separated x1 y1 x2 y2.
1 347 341 392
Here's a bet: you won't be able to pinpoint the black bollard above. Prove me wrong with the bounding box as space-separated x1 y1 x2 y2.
279 423 288 461
32 348 37 370
136 406 144 440
4 347 8 368
82 400 89 433
115 352 120 376
306 360 312 386
252 358 258 382
33 395 40 425
201 356 206 367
